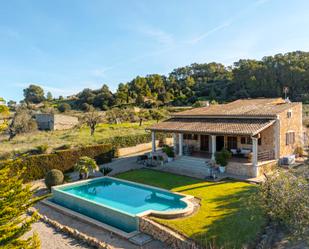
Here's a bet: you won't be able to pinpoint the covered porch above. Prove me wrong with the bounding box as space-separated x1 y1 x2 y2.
149 118 279 178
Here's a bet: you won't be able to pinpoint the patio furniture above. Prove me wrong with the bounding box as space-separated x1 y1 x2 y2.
230 148 251 158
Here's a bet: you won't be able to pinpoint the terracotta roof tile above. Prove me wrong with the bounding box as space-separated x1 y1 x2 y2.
148 118 275 135
173 98 300 117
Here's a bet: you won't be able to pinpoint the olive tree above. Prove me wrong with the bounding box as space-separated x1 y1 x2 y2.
255 170 309 238
80 108 103 136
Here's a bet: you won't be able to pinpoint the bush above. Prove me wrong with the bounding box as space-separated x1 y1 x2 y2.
162 145 174 157
99 132 170 149
255 170 309 238
294 146 304 157
45 169 64 190
36 144 49 154
58 103 71 112
215 148 232 166
100 167 113 176
0 144 113 182
54 144 71 150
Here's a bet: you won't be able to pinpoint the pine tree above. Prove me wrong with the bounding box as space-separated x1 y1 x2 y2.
0 159 41 249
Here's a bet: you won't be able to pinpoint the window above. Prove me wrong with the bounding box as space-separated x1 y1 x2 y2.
240 136 252 145
227 136 237 149
287 110 292 118
286 132 295 145
184 134 198 140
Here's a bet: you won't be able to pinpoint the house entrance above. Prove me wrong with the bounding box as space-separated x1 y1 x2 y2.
216 136 224 151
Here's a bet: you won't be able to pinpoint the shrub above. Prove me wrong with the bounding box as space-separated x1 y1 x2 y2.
254 170 309 238
36 144 49 154
54 144 71 150
294 146 304 157
74 156 98 179
0 144 113 182
100 167 113 176
58 103 71 112
215 148 232 166
162 145 174 157
45 169 64 190
99 132 170 149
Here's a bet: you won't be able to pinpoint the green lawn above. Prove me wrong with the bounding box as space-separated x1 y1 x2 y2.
116 169 266 249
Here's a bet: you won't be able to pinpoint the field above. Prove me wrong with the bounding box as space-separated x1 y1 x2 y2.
116 169 266 249
0 121 156 157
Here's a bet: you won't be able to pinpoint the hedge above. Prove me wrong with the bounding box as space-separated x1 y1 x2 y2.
0 144 113 182
98 132 171 148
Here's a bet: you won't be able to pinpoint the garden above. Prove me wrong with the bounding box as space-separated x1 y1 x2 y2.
116 169 266 248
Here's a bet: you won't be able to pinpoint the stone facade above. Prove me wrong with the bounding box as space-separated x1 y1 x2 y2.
36 114 79 131
277 103 303 157
139 217 201 249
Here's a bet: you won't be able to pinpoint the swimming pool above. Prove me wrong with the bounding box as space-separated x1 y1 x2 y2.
50 177 193 233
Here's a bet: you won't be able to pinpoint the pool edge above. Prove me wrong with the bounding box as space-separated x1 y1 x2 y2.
41 198 140 239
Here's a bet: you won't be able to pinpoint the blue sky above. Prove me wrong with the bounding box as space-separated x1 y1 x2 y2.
1 0 309 101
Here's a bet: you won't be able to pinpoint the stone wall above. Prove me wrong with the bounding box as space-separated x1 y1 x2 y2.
139 217 202 249
226 161 254 177
54 114 79 130
257 160 278 177
259 125 275 153
117 138 173 157
278 103 303 157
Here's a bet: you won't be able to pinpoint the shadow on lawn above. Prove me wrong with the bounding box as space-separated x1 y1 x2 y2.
190 185 265 249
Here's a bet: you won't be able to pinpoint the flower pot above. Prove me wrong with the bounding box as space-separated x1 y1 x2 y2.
219 166 226 173
167 157 173 162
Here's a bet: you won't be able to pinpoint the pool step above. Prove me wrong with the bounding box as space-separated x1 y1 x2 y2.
129 233 153 246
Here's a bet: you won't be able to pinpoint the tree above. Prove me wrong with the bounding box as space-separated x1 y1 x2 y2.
8 106 37 140
254 170 309 238
81 109 103 136
0 159 42 248
58 103 71 113
23 85 45 104
150 109 166 123
46 92 53 101
0 98 9 132
137 109 150 126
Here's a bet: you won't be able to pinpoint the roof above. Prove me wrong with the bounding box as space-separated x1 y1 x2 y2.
148 118 276 136
173 98 300 118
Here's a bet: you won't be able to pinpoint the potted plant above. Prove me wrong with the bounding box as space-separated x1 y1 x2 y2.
74 156 99 179
162 145 175 162
215 149 232 173
158 155 165 166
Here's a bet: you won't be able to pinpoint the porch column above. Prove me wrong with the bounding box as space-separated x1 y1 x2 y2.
252 137 258 176
151 131 156 153
179 133 183 156
173 133 177 153
211 135 216 160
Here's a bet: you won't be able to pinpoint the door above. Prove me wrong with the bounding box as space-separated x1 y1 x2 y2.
200 135 209 151
216 136 225 151
227 136 237 150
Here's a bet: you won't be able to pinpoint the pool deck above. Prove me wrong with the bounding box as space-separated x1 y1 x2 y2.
28 200 169 249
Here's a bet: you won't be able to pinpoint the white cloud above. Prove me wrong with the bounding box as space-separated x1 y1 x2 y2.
90 67 113 77
139 26 174 46
186 21 231 45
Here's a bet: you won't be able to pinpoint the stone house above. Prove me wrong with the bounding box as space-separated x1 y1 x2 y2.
148 98 303 177
36 113 79 131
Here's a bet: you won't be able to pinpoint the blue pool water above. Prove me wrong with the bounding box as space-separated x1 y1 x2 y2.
51 177 187 233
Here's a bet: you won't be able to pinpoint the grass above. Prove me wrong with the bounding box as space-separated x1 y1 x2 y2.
0 121 156 156
116 169 266 249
